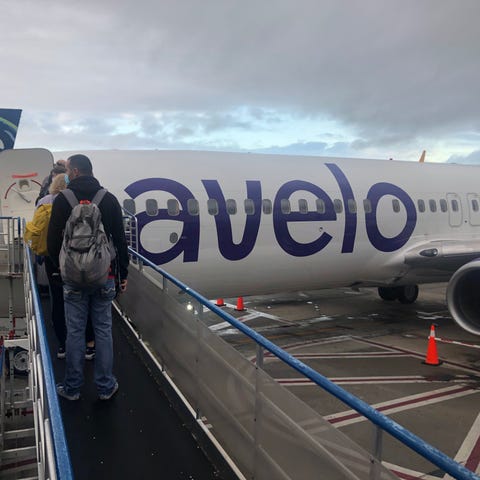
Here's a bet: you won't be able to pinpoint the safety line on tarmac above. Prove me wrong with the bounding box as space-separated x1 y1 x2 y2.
354 337 480 375
282 351 410 359
276 375 474 386
268 336 400 354
325 385 478 427
382 461 439 480
208 304 291 331
436 337 480 350
442 412 480 478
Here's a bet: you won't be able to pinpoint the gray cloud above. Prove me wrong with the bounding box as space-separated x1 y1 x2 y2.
253 141 356 158
447 150 480 165
4 0 480 157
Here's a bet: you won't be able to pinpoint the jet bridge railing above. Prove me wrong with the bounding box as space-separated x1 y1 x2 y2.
0 340 5 452
118 248 480 480
0 216 22 275
121 209 138 253
23 244 73 480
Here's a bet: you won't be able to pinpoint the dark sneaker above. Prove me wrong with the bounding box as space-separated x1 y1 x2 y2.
99 382 119 401
85 346 95 360
57 347 66 360
56 383 80 401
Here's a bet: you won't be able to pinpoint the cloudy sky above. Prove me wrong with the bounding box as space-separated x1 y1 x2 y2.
3 0 480 163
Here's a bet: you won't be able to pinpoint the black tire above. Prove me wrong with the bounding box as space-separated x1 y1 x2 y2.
378 287 399 301
397 285 419 304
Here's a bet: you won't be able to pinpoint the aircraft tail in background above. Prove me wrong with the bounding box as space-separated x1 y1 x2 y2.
0 109 22 151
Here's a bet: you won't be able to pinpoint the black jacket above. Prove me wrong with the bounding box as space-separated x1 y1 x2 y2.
47 175 129 281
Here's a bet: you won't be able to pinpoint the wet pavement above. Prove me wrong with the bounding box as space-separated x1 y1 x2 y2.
205 283 480 478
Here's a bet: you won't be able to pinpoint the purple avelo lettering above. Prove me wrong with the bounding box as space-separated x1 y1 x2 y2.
365 182 417 252
124 178 199 264
125 165 418 265
273 180 336 256
202 180 262 261
326 163 357 253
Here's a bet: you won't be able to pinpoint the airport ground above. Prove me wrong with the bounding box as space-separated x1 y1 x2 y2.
204 283 480 478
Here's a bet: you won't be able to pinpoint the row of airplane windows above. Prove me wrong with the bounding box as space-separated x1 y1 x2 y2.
123 197 480 217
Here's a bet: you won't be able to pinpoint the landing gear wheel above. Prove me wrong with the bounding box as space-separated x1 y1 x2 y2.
397 285 419 304
378 287 398 301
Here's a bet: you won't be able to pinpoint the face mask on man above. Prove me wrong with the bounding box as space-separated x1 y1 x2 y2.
64 174 70 185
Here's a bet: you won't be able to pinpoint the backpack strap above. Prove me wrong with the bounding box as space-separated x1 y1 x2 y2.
61 188 107 208
91 188 107 206
61 189 79 209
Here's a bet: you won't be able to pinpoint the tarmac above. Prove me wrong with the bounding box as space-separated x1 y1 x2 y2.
205 283 480 479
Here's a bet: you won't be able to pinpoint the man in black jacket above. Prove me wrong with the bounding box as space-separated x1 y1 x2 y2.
47 154 129 401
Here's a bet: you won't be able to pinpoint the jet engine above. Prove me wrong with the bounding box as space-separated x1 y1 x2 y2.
446 259 480 336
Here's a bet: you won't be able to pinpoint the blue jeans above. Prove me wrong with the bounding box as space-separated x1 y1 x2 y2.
63 278 117 396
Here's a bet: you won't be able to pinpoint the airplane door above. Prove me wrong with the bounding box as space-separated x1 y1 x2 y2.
467 193 480 226
0 148 53 222
446 193 463 227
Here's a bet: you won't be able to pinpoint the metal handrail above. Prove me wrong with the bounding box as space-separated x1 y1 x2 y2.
128 246 479 480
0 340 4 452
24 245 74 479
0 216 22 274
121 208 138 253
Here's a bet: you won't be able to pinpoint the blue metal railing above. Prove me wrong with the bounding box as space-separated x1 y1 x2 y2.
25 246 74 479
128 246 479 480
0 342 4 376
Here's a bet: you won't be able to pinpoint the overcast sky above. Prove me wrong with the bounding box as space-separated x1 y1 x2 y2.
3 0 480 163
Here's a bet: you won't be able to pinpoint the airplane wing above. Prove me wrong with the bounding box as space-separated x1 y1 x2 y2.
404 239 480 272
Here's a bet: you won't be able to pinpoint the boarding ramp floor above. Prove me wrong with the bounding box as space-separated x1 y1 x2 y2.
43 298 231 479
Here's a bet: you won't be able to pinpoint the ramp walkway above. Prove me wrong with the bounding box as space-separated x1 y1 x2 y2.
44 299 229 479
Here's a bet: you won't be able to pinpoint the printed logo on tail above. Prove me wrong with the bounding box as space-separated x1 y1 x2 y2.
0 109 22 151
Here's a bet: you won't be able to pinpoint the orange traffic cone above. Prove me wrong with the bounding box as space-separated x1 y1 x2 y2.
216 298 226 307
235 296 246 312
423 324 442 366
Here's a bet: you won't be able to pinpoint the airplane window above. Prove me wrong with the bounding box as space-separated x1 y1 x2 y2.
472 199 479 212
417 199 425 213
167 199 180 216
123 199 136 215
334 199 343 214
429 200 437 212
316 199 325 214
146 199 158 216
226 199 237 215
451 199 459 212
299 199 308 214
348 199 357 214
281 199 291 214
363 199 372 214
262 199 272 214
392 199 400 213
244 199 255 215
440 199 448 212
187 199 199 216
208 199 219 215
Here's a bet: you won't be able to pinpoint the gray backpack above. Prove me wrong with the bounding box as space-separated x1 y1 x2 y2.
59 188 114 287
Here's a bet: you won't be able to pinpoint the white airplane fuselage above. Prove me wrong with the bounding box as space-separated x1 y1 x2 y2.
3 148 480 334
55 150 480 299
